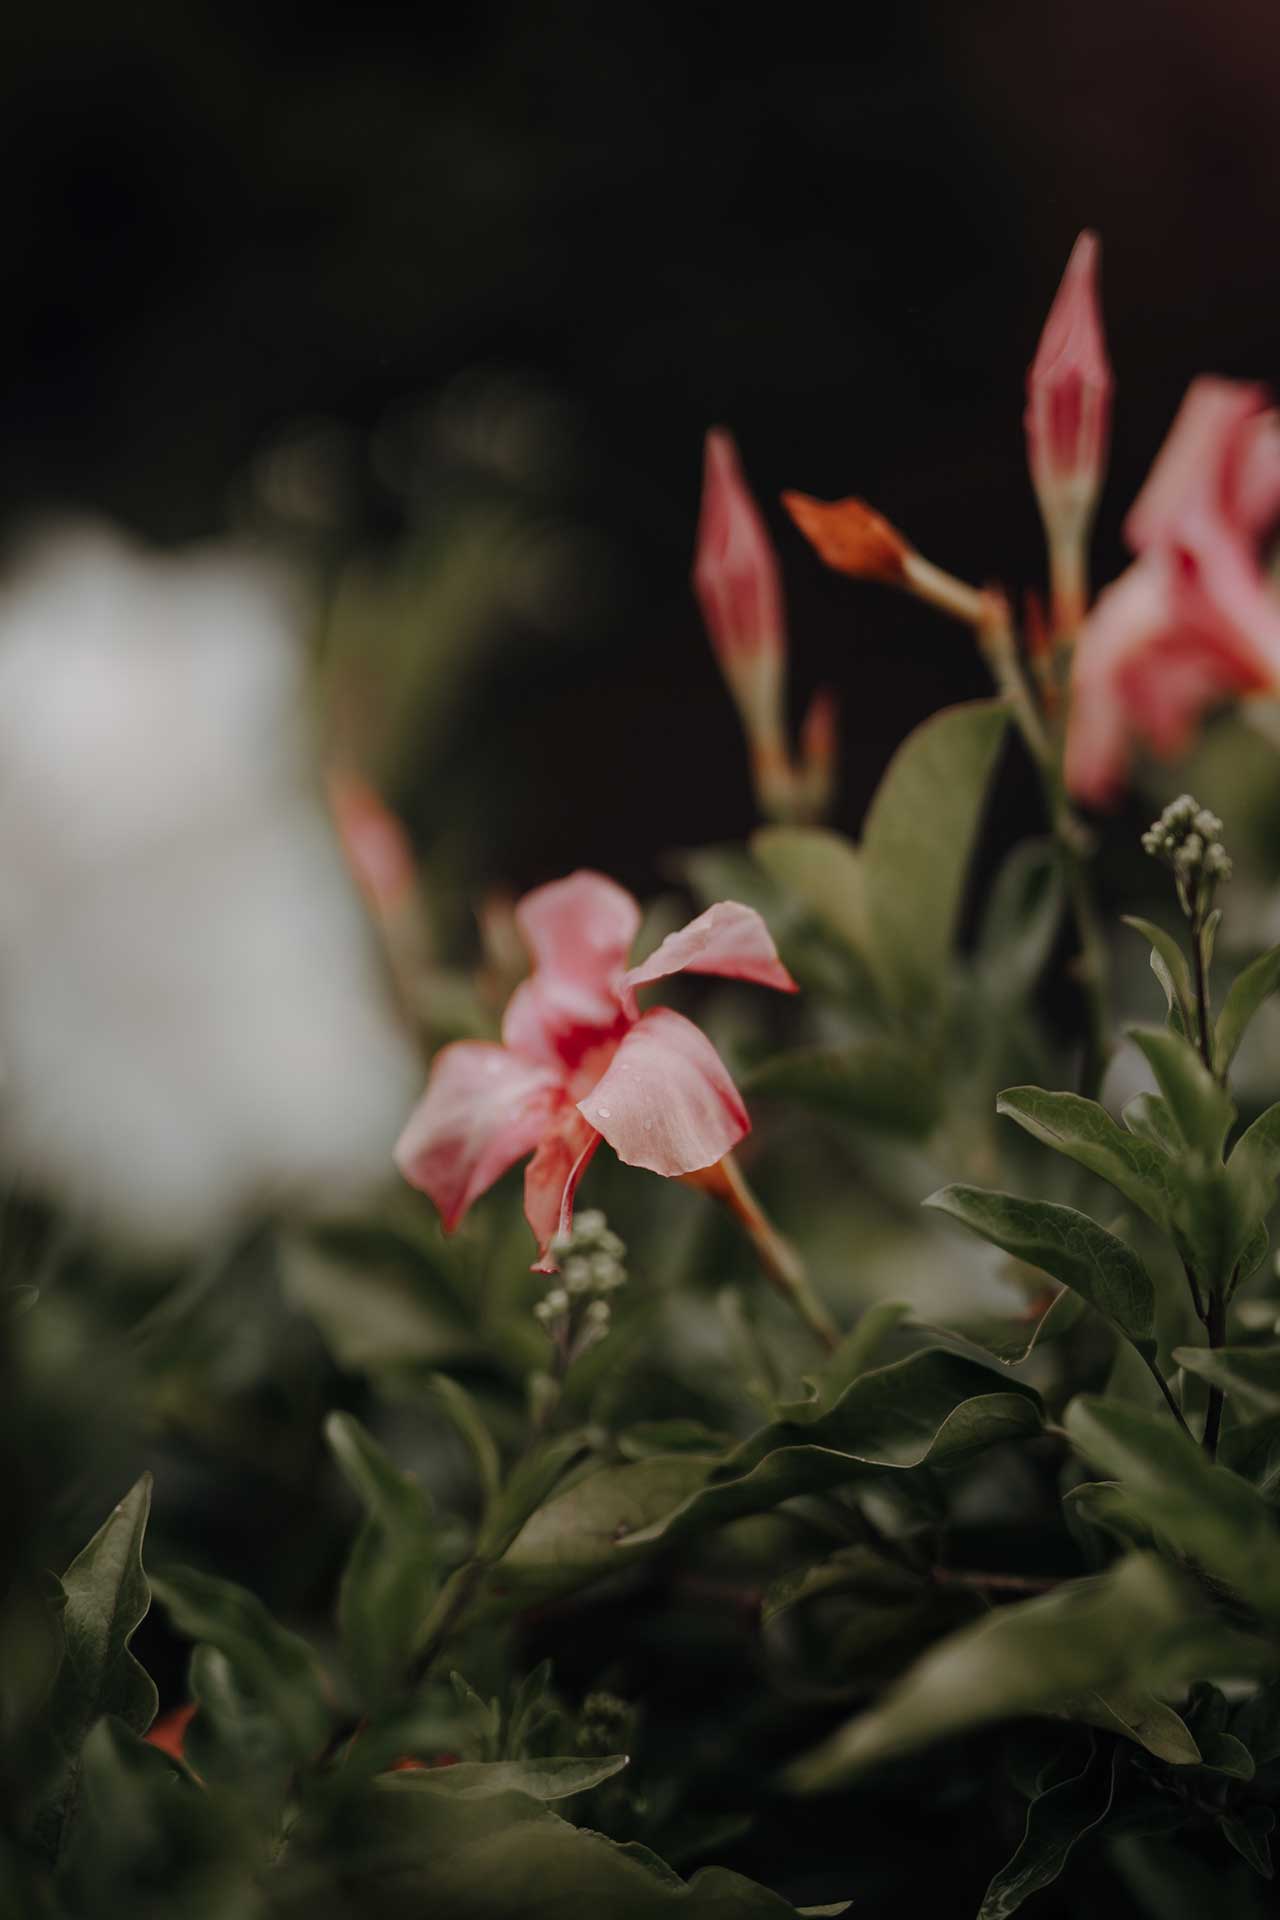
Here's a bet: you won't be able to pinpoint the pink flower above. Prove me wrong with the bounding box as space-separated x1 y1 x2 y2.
1066 377 1280 804
1025 231 1112 544
693 429 787 759
394 870 797 1269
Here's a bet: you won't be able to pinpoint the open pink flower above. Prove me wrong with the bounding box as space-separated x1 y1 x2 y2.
394 870 797 1269
1066 377 1280 805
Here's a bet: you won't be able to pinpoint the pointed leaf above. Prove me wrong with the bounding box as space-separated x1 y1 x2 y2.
383 1754 628 1802
924 1186 1155 1355
428 1374 503 1517
1123 917 1195 1036
750 826 868 956
978 1742 1118 1920
151 1567 330 1763
49 1476 158 1748
996 1086 1178 1229
1216 944 1280 1076
1127 1026 1235 1159
1064 1396 1280 1624
326 1413 437 1705
860 700 1008 1014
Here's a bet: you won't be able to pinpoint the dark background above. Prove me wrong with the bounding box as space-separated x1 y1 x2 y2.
4 0 1280 883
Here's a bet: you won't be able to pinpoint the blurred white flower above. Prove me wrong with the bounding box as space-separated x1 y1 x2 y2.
0 523 416 1250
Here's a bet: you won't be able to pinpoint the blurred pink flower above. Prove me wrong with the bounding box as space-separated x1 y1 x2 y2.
395 870 796 1268
1066 377 1280 804
1025 231 1112 548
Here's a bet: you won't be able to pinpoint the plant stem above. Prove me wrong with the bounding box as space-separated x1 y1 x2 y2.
1056 817 1113 1100
1143 1353 1195 1444
1203 1287 1226 1462
1191 912 1215 1076
683 1155 839 1353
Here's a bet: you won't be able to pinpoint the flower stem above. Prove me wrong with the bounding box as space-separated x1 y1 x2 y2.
1202 1286 1227 1462
684 1155 839 1353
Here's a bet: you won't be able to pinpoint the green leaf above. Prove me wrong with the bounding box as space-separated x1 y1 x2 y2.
48 1475 158 1749
280 1225 476 1374
745 1040 940 1137
428 1373 503 1517
1219 1806 1275 1879
294 1770 838 1917
924 1186 1155 1356
996 1086 1178 1230
1126 1025 1236 1160
1123 916 1195 1036
1068 1688 1200 1765
1171 1345 1280 1416
783 1555 1202 1791
1064 1396 1280 1625
151 1567 330 1763
325 1413 437 1705
1219 1415 1280 1499
382 1754 628 1802
978 1741 1118 1920
1226 1100 1280 1198
750 826 868 956
1122 1093 1182 1155
859 699 1008 1015
499 1351 1040 1598
1216 944 1280 1076
917 1286 1083 1367
773 1301 910 1420
619 1350 1042 1553
975 838 1064 1003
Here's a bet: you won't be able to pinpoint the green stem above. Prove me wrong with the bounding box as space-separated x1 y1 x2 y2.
1190 912 1215 1077
1057 818 1113 1101
1143 1353 1195 1445
1203 1287 1227 1462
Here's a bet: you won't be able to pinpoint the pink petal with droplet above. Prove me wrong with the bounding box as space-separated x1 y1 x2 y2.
395 1043 561 1232
618 901 797 1018
577 1006 749 1177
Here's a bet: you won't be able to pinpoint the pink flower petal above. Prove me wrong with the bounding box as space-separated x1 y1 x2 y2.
525 1104 601 1270
515 869 641 989
577 1006 749 1177
395 1043 561 1232
618 901 797 1018
1124 377 1269 552
502 973 628 1073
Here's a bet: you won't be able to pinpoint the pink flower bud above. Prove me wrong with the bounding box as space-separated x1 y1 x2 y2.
1025 232 1113 546
692 429 787 750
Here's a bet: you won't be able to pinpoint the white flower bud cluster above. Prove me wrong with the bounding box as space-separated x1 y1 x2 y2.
533 1210 627 1362
1141 794 1231 917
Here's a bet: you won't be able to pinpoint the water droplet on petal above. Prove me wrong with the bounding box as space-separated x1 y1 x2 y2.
598 1106 611 1118
642 1119 653 1132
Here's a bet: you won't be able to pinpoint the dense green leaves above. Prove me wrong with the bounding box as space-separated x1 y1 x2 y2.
151 1567 331 1764
746 1040 940 1136
1064 1396 1280 1625
924 1186 1156 1356
783 1556 1204 1791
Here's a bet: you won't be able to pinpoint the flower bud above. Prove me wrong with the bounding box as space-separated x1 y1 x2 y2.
693 429 787 759
1025 232 1112 628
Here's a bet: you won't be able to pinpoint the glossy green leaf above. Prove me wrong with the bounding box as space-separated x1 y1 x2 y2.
1216 944 1280 1076
1123 916 1195 1036
978 1741 1118 1920
326 1413 437 1704
745 1041 939 1137
996 1086 1178 1229
151 1567 330 1763
1171 1345 1280 1416
783 1555 1201 1791
495 1456 716 1603
1127 1025 1235 1160
48 1476 158 1749
859 699 1008 1013
1064 1396 1280 1624
924 1186 1155 1356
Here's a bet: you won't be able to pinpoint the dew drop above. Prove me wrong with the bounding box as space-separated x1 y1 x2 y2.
642 1119 653 1132
598 1106 611 1118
